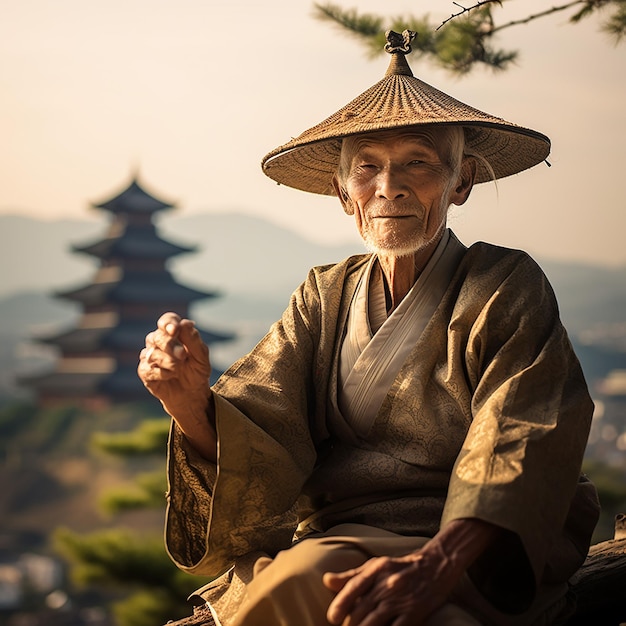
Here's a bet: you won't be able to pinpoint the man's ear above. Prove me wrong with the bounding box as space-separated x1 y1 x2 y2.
332 175 354 215
450 158 477 207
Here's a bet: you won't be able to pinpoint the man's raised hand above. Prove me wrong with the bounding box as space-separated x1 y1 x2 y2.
138 312 217 461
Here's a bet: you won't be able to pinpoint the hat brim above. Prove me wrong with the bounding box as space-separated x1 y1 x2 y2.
262 74 551 195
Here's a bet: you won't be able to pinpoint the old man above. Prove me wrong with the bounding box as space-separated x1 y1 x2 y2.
139 30 599 626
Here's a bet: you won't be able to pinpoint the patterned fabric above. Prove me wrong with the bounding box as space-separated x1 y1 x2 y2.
338 229 466 436
163 604 216 626
164 232 599 619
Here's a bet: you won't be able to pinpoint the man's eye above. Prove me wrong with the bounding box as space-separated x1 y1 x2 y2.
408 159 424 165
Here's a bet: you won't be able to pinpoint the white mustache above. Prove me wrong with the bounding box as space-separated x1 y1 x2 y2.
368 200 424 217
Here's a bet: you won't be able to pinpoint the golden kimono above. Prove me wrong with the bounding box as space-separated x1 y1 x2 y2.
165 231 599 622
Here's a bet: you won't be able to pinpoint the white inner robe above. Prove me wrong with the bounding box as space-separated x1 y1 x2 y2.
338 229 467 437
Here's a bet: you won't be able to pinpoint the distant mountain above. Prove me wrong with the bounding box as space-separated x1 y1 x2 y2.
1 211 624 328
160 212 364 298
1 212 625 400
0 215 103 296
0 213 362 300
538 260 626 332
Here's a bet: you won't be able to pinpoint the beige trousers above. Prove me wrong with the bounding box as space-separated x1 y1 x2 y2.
212 524 569 626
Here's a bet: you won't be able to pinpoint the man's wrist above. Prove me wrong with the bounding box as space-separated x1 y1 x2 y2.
431 518 502 577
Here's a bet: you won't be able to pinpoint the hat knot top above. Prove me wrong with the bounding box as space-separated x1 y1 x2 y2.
384 29 416 77
261 28 551 195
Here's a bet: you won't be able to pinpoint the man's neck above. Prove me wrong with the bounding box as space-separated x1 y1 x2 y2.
377 231 444 312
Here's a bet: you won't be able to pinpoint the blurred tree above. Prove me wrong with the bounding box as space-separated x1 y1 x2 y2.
94 420 170 514
583 458 626 542
54 416 210 626
313 0 626 74
54 527 205 626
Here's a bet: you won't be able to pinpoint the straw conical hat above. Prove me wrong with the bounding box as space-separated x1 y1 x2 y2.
262 30 550 194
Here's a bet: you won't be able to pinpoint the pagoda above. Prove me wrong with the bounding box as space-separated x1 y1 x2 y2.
23 177 233 408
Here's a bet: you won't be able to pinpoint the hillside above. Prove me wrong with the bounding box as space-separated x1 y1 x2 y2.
0 403 166 552
2 212 624 322
1 212 625 400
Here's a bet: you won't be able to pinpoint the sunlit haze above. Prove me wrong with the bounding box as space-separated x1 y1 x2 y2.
2 0 625 266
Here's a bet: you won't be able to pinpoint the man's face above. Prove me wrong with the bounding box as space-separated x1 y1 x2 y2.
338 128 467 257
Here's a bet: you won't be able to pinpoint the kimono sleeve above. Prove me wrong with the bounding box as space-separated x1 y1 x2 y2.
441 250 596 609
165 271 322 577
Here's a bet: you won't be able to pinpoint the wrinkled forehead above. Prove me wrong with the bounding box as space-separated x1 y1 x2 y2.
341 126 459 159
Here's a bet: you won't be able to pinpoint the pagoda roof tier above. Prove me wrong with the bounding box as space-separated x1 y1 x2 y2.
21 363 224 399
93 179 174 214
19 371 109 395
98 364 227 391
37 321 234 351
20 368 146 399
56 273 216 305
98 364 167 396
73 233 196 260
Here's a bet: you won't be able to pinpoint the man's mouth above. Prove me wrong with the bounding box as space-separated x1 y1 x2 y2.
374 214 415 220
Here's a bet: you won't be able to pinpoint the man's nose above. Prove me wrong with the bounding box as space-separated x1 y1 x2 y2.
376 168 409 200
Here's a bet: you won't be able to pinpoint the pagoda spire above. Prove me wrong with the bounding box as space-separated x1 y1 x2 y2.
93 177 175 215
22 176 233 408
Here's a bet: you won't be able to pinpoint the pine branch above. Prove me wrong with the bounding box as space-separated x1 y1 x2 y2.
312 0 623 75
601 2 626 42
580 0 626 43
437 0 503 30
313 2 383 38
490 0 612 34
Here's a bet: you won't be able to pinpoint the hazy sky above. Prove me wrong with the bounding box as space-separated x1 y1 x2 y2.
2 0 625 266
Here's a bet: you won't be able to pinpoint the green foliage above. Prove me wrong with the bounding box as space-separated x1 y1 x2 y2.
110 564 208 626
314 3 383 39
436 7 517 73
29 404 79 451
583 458 626 541
601 0 626 41
92 418 170 456
0 400 166 459
551 0 626 42
0 402 36 440
112 589 186 626
0 402 79 454
100 470 168 514
54 527 173 587
0 401 191 624
313 0 624 75
584 459 626 506
314 2 516 73
54 527 210 626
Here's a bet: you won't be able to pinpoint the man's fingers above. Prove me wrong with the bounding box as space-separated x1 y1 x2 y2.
146 316 206 366
139 348 179 378
172 343 186 359
139 333 189 385
323 571 351 592
153 350 185 373
326 569 377 625
138 316 212 421
177 319 209 364
145 326 190 362
157 311 182 336
142 320 211 384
